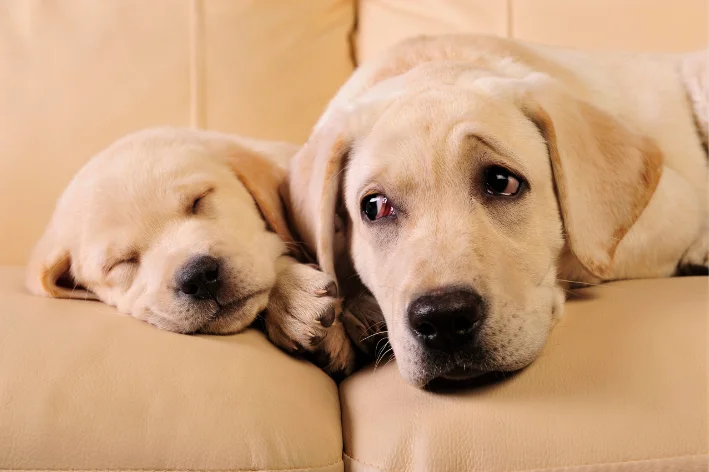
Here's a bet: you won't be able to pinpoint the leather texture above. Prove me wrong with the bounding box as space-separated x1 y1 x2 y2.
356 0 708 62
0 0 354 265
340 277 708 471
2 1 708 471
0 266 344 472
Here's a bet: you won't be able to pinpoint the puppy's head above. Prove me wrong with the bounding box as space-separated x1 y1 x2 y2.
28 128 300 334
289 66 662 387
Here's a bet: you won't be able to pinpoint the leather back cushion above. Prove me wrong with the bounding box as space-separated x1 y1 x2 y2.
0 0 354 264
357 0 708 62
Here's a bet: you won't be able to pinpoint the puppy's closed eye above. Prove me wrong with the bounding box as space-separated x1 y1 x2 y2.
189 188 214 215
106 254 140 274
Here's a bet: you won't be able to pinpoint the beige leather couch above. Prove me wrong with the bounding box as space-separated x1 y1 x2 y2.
1 2 707 471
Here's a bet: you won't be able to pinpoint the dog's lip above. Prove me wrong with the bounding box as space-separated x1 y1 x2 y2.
439 365 486 380
211 289 269 320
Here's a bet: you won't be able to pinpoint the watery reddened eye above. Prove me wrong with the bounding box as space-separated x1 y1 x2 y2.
361 194 395 221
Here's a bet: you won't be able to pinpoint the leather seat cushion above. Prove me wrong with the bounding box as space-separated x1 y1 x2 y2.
0 266 344 472
340 277 708 472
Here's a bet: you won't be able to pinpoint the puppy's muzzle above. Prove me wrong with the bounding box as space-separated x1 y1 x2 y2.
407 287 484 354
175 255 222 301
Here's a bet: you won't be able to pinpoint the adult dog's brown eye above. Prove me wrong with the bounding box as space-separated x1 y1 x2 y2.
361 194 395 221
484 166 523 196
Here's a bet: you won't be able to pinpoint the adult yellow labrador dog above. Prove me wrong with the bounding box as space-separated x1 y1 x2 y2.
287 35 708 387
27 128 355 376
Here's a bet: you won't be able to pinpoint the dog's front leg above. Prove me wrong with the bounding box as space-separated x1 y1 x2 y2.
264 255 357 379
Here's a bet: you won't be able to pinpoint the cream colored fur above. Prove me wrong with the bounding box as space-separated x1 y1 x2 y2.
287 35 708 387
27 128 355 376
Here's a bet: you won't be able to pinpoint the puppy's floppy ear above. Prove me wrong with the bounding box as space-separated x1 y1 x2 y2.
517 74 663 279
227 148 307 260
26 225 97 300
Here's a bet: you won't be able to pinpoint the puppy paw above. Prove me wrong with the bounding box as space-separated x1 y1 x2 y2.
265 259 356 378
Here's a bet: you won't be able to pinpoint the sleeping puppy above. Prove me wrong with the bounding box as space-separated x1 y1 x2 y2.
286 35 708 387
26 127 356 376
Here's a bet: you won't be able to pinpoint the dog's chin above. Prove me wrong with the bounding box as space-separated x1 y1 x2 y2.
401 350 536 389
440 365 487 381
414 363 487 388
199 292 270 335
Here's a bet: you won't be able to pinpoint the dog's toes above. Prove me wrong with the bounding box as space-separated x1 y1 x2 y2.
309 333 325 347
315 280 338 298
318 306 337 327
265 262 356 378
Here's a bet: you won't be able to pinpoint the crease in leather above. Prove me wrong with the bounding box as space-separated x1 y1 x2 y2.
367 0 452 30
342 453 708 472
505 0 512 37
0 458 344 472
188 0 205 128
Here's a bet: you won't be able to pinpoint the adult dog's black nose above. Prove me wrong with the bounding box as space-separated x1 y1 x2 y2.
407 287 483 353
176 255 222 301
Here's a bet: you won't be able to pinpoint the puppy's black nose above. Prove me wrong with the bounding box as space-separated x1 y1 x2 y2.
407 287 483 354
176 255 222 300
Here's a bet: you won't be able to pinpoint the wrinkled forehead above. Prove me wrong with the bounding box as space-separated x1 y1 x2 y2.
349 86 545 186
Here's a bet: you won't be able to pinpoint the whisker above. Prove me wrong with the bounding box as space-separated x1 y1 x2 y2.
91 306 120 316
557 278 614 288
374 345 393 371
557 278 598 286
374 336 389 354
360 329 387 342
360 320 388 336
383 354 396 368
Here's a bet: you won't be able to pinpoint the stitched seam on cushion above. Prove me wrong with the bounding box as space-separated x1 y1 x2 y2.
342 454 396 472
342 452 707 472
509 454 708 472
0 458 343 472
188 0 206 128
505 0 513 38
348 0 359 66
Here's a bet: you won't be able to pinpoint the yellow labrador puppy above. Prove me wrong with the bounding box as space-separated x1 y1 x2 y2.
287 35 708 387
27 127 355 376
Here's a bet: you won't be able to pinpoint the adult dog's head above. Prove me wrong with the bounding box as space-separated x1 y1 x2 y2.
288 37 662 387
28 128 300 335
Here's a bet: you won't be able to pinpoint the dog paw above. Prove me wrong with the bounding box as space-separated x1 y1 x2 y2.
676 231 709 276
265 260 356 378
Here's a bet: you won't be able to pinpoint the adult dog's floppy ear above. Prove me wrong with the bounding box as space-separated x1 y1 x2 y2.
287 109 354 279
517 75 663 279
227 147 307 261
26 224 96 300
